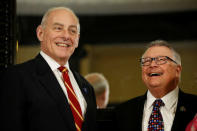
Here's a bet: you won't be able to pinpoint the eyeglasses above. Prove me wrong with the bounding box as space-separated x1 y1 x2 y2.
140 56 177 66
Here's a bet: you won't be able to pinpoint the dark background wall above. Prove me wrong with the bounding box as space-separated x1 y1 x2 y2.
17 10 197 46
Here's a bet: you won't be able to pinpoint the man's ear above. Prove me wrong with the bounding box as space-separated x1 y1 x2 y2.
176 65 182 77
74 34 80 48
36 25 44 42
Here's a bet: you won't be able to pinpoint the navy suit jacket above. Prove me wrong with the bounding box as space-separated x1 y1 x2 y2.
115 90 197 131
0 54 97 131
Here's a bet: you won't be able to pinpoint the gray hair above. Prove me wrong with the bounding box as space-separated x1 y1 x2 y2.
142 40 181 65
85 73 109 96
40 7 80 33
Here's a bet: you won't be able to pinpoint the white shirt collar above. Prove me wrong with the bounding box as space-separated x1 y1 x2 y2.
146 91 156 110
162 87 179 110
146 87 179 110
40 51 70 72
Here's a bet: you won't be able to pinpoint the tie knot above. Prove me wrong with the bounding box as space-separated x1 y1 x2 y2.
153 99 164 107
58 66 68 73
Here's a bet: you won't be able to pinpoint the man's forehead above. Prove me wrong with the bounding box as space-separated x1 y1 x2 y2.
48 9 77 20
144 46 173 57
46 16 78 29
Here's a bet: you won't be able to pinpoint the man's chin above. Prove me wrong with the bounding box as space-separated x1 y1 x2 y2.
147 83 161 89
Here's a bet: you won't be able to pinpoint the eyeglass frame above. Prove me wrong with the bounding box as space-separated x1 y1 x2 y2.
139 56 178 66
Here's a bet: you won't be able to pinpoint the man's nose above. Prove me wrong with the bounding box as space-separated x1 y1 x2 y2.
62 30 70 39
150 59 158 67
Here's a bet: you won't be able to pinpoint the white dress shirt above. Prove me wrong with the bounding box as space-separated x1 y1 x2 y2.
142 87 179 131
40 51 87 116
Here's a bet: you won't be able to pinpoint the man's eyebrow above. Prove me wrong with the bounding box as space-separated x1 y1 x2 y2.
53 23 77 29
53 23 64 26
69 25 78 29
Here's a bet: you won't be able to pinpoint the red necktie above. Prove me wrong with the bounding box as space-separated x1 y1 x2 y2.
148 99 164 131
58 66 83 131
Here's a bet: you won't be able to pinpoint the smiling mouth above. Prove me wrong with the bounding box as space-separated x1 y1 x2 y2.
56 43 71 47
148 73 163 77
56 41 71 47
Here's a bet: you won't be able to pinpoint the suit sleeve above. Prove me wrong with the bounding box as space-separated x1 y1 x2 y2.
0 67 27 131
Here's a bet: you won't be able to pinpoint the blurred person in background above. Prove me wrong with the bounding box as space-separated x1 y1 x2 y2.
85 73 110 109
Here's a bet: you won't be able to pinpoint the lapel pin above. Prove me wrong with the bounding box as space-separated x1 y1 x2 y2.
180 106 186 112
83 87 88 94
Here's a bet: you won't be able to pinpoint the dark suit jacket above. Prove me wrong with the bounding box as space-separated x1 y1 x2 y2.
0 54 97 131
115 90 197 131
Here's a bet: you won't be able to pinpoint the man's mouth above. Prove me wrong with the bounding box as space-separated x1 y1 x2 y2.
56 42 71 47
148 73 163 77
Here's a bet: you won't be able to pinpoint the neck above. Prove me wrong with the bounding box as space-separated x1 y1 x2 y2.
149 86 176 98
149 78 179 98
57 59 67 66
41 50 69 66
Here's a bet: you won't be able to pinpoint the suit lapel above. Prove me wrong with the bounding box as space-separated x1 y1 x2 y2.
136 94 147 130
34 54 76 130
127 93 146 130
118 94 146 130
171 90 188 131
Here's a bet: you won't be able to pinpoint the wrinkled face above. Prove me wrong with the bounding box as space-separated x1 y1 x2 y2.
141 46 181 92
37 9 79 65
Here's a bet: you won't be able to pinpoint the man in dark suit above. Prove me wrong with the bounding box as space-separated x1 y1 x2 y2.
115 40 197 131
0 7 96 131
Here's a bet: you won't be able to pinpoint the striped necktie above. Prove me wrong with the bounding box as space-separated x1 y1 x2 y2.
148 99 165 131
58 66 83 131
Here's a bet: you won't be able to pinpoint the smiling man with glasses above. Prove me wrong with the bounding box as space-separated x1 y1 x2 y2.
115 40 197 131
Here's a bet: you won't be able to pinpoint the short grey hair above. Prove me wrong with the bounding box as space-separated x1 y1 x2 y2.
142 40 181 65
85 73 109 96
40 7 80 33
